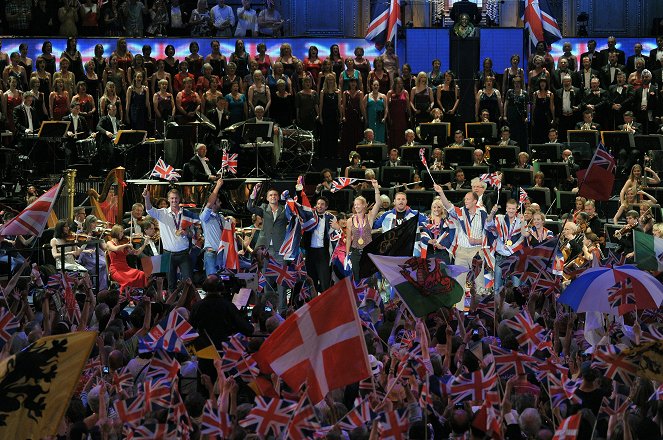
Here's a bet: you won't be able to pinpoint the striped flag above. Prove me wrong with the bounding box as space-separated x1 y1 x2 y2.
222 151 238 174
0 179 62 236
365 0 401 50
0 307 20 350
523 0 562 51
578 143 616 200
180 208 200 230
480 172 502 189
218 217 240 271
552 414 581 440
331 177 357 193
140 253 171 278
151 158 181 181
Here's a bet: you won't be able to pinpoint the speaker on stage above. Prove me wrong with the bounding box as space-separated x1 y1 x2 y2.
164 139 183 169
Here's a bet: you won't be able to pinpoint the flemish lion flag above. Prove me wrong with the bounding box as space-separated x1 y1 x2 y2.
187 330 221 360
621 340 663 383
141 253 172 278
369 255 467 317
0 331 97 439
634 230 663 271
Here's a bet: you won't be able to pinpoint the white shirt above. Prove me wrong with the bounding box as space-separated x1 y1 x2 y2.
448 206 486 249
146 206 190 252
562 89 571 113
72 115 79 133
200 207 222 250
25 105 33 131
170 6 184 28
311 213 327 248
583 70 591 90
616 86 623 94
258 8 282 36
641 85 649 109
211 4 235 30
610 66 616 83
235 6 258 36
110 116 118 134
198 155 212 176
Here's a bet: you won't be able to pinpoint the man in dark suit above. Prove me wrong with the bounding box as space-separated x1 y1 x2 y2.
599 36 626 67
648 36 663 71
575 109 602 131
244 105 272 125
551 58 573 91
626 42 648 74
580 40 602 71
301 195 336 292
96 102 123 170
247 183 289 313
608 71 633 130
383 148 401 167
13 91 39 152
554 74 581 139
447 130 474 148
185 143 219 182
599 52 625 90
496 126 518 146
62 100 90 166
617 111 643 134
651 57 663 90
633 70 659 134
581 77 609 129
206 94 231 139
573 56 600 91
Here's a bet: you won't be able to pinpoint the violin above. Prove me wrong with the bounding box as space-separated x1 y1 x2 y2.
65 232 92 243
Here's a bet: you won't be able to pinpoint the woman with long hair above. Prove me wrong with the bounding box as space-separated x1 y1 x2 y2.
108 224 149 291
51 220 87 272
53 57 76 98
77 215 108 290
49 77 70 121
28 77 48 123
475 57 497 94
38 41 55 77
103 55 127 103
620 163 661 204
200 68 223 114
163 44 179 77
503 54 524 94
436 70 460 123
230 39 250 79
340 57 363 93
255 42 271 77
318 73 342 159
206 40 227 78
386 76 409 149
151 59 173 96
531 77 554 144
346 180 381 280
72 80 96 130
111 38 133 82
304 45 323 85
3 52 27 91
328 44 345 81
369 56 391 95
185 41 205 81
60 37 84 82
221 62 243 96
363 79 387 143
248 70 271 115
316 59 333 93
99 81 123 120
128 54 149 87
341 77 364 156
410 72 434 126
31 58 52 110
524 211 553 246
423 198 451 263
2 77 22 133
295 75 318 131
271 79 294 127
176 77 201 123
428 59 444 91
83 60 102 110
504 75 528 147
475 75 502 123
126 72 151 130
276 43 297 79
153 78 175 136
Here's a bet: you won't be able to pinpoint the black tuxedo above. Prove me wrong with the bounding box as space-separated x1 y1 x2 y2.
496 139 518 146
633 83 659 134
97 114 123 137
206 107 231 137
554 87 581 118
96 115 124 170
651 68 663 90
648 48 663 70
551 69 573 91
62 114 90 140
579 51 602 70
599 48 626 67
301 210 334 292
13 104 39 137
599 64 625 90
617 121 642 134
185 155 218 182
626 54 648 74
574 121 602 131
608 84 634 129
573 68 600 91
383 159 401 167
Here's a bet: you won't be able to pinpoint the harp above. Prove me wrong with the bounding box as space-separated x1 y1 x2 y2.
88 167 126 225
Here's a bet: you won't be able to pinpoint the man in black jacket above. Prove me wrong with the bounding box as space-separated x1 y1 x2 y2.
599 36 626 67
185 143 219 182
96 102 123 170
62 100 90 166
301 195 337 292
13 91 39 153
554 74 581 139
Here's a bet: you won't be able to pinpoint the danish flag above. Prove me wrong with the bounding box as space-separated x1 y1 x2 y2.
151 157 181 181
552 414 581 440
331 177 357 193
0 179 62 236
254 277 371 403
239 396 297 437
222 151 238 174
607 278 637 315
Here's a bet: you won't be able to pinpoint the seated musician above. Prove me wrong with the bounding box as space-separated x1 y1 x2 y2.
77 215 109 291
72 207 86 233
497 126 518 146
617 110 642 134
123 203 145 236
51 220 88 273
448 130 473 148
137 219 160 258
186 143 219 183
575 108 602 131
245 105 272 124
96 102 122 170
107 224 150 291
360 128 375 144
401 129 417 148
62 100 90 166
430 147 444 170
206 95 231 139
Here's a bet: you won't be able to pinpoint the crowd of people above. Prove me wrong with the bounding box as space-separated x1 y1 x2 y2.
2 28 663 440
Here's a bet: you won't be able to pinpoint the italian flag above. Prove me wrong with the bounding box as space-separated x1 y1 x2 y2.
634 230 663 271
141 253 172 278
368 254 467 317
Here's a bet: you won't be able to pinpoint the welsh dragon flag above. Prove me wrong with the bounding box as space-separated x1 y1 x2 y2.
369 255 467 317
634 230 663 271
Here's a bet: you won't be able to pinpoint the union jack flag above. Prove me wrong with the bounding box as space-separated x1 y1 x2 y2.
201 399 233 438
265 258 297 288
114 395 145 426
607 278 637 315
519 187 529 205
600 394 632 416
338 398 374 431
552 414 581 440
592 345 637 386
239 396 297 437
129 422 177 440
419 148 428 168
650 383 663 401
504 311 546 355
532 272 563 296
285 394 321 440
331 177 357 193
473 294 496 320
523 0 562 51
548 373 581 408
151 157 181 181
146 350 181 381
365 0 401 50
601 251 627 268
491 347 538 377
378 408 410 440
61 272 81 324
447 364 498 404
111 368 135 395
480 172 502 189
139 378 172 413
0 307 19 349
140 328 188 353
222 151 239 174
535 357 569 383
591 143 617 173
141 309 199 352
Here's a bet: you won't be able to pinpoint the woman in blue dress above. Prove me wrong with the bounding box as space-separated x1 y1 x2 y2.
77 215 108 291
363 79 387 143
225 81 248 125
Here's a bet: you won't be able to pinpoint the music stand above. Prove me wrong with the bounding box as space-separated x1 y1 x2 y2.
635 135 663 155
38 120 70 138
114 130 147 145
565 142 593 162
357 187 392 201
501 168 533 187
357 143 388 163
465 122 497 140
400 145 431 166
243 122 274 177
539 162 569 186
458 165 488 181
545 220 562 235
443 147 474 166
380 166 414 186
601 131 635 155
525 187 551 209
567 130 599 150
444 189 467 205
422 170 454 188
489 145 520 166
404 190 436 211
419 122 450 146
530 143 562 162
556 190 577 212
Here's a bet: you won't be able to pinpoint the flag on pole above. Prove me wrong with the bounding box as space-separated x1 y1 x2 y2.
577 144 616 201
0 179 62 236
218 217 240 271
479 172 502 189
331 177 357 193
140 253 171 278
519 187 529 206
523 0 562 51
222 151 238 174
151 158 181 181
365 0 401 50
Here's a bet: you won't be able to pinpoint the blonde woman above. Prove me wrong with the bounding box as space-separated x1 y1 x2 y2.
619 164 661 205
99 81 123 121
410 71 433 126
424 198 451 262
153 78 175 135
247 70 271 115
126 71 151 130
346 179 381 280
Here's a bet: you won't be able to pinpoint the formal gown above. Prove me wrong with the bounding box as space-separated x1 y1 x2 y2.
505 89 528 147
129 89 148 130
155 93 173 134
340 91 363 157
439 87 457 123
532 93 553 144
413 88 432 125
319 92 340 159
226 93 246 124
366 94 386 143
78 244 108 290
388 90 409 149
52 93 69 121
295 91 318 131
5 93 22 133
478 90 500 123
109 247 146 290
369 71 390 95
271 93 294 127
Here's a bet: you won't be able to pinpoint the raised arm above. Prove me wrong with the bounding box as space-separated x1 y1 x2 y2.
367 179 382 225
433 183 454 211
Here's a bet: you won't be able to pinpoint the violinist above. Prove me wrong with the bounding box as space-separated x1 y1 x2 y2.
639 201 655 234
77 215 109 290
51 220 88 272
72 207 86 233
524 211 553 246
123 202 145 235
580 232 602 265
136 219 160 258
560 221 583 261
614 210 639 261
107 224 150 291
583 200 603 239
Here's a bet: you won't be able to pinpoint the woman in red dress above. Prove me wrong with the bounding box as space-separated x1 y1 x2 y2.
50 77 70 120
2 76 22 133
386 76 410 149
107 224 148 291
